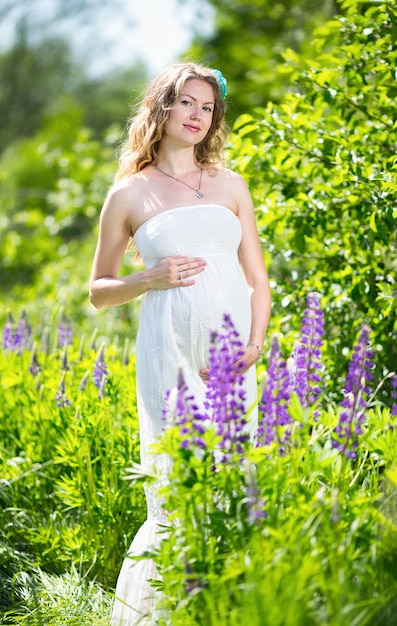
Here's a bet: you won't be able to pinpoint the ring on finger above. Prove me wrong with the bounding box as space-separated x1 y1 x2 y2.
179 270 184 280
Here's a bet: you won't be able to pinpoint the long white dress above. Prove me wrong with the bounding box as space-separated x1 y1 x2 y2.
111 205 258 625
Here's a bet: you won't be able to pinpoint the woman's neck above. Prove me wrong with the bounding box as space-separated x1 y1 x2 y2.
156 146 198 176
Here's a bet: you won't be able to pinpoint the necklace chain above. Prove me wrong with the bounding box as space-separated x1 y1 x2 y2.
156 165 204 199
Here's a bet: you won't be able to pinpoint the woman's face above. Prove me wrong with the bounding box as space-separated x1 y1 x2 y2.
164 78 215 147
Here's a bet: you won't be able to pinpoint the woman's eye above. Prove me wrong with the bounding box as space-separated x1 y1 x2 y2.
203 106 213 113
181 99 192 106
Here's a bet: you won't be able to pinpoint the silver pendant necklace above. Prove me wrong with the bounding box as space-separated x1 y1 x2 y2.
156 165 204 199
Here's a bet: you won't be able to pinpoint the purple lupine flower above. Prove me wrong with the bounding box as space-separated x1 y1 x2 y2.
332 325 374 459
93 344 108 397
11 312 32 354
162 314 250 460
56 373 71 408
244 460 267 526
391 374 397 417
257 335 292 453
29 344 41 376
204 313 249 461
163 315 249 462
290 292 324 412
162 368 208 451
3 312 32 353
3 313 14 351
19 311 32 351
184 558 206 594
58 315 73 348
12 322 24 354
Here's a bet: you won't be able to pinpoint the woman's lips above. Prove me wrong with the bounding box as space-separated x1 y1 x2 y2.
184 124 201 132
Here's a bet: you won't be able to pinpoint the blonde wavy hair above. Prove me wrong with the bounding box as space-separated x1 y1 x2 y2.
115 62 228 180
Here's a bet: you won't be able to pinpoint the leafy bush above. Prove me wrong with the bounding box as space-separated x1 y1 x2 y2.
226 0 397 397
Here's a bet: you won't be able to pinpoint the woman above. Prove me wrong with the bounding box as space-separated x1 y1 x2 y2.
89 62 271 625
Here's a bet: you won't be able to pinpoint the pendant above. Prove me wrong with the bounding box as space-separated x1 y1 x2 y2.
196 191 204 199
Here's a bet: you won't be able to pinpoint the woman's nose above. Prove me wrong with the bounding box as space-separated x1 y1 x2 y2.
190 105 200 119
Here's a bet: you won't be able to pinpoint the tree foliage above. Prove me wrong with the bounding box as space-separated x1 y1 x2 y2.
0 0 147 336
0 106 113 279
185 0 339 122
226 0 397 390
0 105 141 338
0 25 78 148
0 2 147 150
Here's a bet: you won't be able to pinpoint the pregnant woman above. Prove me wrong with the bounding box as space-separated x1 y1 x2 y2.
89 62 271 625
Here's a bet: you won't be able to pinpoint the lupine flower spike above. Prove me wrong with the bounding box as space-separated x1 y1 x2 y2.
29 343 41 376
99 374 108 400
61 348 69 371
78 370 90 392
162 368 207 451
257 335 292 453
11 311 32 354
56 372 71 408
332 325 374 459
162 314 250 461
290 292 325 414
58 314 73 348
93 344 109 398
12 322 24 355
204 314 249 461
243 460 267 525
3 313 14 351
20 311 32 351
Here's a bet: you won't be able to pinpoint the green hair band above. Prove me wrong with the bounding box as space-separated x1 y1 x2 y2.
211 68 228 100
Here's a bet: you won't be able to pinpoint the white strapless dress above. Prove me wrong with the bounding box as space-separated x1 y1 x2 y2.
111 205 258 625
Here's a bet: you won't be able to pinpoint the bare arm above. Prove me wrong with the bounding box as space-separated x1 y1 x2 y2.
238 176 271 332
199 173 271 381
89 186 207 310
236 176 271 368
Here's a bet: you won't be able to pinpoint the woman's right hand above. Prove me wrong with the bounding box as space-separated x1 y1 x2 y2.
90 183 207 307
146 256 207 290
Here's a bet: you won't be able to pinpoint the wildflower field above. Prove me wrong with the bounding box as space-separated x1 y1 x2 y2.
1 295 396 625
0 312 145 624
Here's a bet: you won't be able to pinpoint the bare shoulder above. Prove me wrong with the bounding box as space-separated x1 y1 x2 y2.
103 177 138 211
100 172 150 233
205 166 252 214
212 167 250 192
221 167 253 213
222 167 250 189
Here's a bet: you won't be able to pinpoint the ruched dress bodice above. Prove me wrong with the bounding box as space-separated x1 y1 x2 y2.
133 204 257 458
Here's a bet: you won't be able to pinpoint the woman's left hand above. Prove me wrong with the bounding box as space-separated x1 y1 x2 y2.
198 345 260 383
234 344 261 373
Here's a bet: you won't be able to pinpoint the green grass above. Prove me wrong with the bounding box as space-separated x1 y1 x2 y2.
1 567 112 625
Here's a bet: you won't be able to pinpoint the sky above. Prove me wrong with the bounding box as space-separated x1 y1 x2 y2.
0 0 214 77
93 0 214 76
